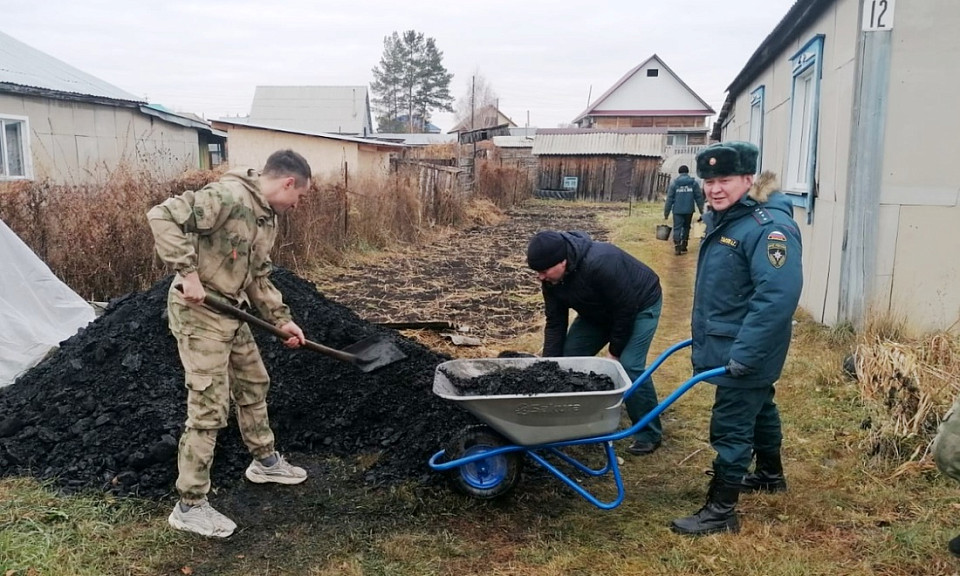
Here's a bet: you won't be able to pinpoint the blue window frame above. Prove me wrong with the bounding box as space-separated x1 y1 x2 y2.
749 85 765 173
785 35 824 218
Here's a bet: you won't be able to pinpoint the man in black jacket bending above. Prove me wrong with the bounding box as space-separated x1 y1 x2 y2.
526 230 664 455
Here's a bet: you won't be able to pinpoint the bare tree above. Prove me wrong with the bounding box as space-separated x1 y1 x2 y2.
453 71 499 131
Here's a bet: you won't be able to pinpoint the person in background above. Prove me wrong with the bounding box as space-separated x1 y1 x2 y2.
670 141 802 536
526 230 664 455
663 165 705 255
147 149 313 538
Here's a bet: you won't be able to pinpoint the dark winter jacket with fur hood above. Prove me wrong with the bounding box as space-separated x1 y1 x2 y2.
692 172 803 388
541 231 661 357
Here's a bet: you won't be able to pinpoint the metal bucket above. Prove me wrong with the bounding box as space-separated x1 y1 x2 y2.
656 224 672 241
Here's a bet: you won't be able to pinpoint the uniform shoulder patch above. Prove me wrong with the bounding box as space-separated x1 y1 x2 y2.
767 241 787 268
767 230 787 242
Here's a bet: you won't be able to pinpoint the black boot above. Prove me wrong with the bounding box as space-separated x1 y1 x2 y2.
674 241 683 255
671 477 740 535
949 534 960 557
741 452 787 493
680 239 688 254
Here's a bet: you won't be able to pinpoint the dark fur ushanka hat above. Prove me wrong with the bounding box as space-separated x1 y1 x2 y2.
696 141 759 179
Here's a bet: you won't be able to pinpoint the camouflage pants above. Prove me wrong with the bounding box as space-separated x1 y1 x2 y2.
169 296 275 504
934 394 960 483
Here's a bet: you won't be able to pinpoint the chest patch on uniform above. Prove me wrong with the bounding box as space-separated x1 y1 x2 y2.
767 242 787 268
767 230 787 242
719 236 739 248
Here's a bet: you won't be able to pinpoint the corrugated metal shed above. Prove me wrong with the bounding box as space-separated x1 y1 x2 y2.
492 135 535 148
532 128 665 157
0 30 141 103
249 85 373 136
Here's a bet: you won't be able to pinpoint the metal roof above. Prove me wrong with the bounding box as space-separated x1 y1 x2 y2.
0 29 142 103
532 129 665 157
211 118 406 149
249 85 373 136
492 135 535 148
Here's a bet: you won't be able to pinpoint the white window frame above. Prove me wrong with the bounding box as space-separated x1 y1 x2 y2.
785 35 824 207
666 133 688 146
0 114 33 180
749 85 765 173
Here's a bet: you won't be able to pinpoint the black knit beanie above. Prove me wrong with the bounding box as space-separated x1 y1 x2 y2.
527 231 567 271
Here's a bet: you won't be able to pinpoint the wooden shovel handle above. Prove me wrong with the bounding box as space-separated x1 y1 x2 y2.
175 285 356 363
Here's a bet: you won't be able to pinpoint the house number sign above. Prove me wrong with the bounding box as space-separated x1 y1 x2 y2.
862 0 896 31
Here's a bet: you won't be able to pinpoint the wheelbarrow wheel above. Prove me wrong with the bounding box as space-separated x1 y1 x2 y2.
444 424 522 499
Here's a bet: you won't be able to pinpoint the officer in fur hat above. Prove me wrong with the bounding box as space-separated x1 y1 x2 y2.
670 141 803 536
526 230 665 455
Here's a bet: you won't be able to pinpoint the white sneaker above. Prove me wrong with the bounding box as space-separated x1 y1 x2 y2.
168 500 236 538
245 452 307 485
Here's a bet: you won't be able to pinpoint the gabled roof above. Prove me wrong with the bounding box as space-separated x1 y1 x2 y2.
448 105 518 133
0 29 142 104
572 54 714 124
249 85 373 136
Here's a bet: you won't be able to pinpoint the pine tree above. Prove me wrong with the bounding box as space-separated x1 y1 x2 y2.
370 30 454 133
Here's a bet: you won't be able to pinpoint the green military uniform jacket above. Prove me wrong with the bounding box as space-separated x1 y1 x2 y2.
146 168 292 336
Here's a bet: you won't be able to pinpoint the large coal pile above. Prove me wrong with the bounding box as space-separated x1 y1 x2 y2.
0 269 477 500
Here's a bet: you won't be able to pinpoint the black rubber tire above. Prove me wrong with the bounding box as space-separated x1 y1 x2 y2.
444 424 522 499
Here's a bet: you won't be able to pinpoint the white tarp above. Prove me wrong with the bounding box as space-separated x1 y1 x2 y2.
0 218 95 387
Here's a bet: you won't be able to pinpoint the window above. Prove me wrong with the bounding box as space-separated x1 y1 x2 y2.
785 35 824 200
749 86 765 173
0 115 31 180
666 133 688 146
646 69 659 77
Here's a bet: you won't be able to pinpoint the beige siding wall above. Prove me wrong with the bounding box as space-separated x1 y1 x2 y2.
721 0 960 332
0 93 200 184
221 125 394 183
721 0 860 327
878 0 960 331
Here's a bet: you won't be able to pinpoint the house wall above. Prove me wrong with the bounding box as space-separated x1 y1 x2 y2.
537 156 662 202
222 125 395 183
721 0 860 328
593 116 706 129
876 0 960 331
721 0 960 333
0 93 200 184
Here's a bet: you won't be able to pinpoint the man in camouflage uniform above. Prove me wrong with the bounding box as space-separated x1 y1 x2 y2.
670 141 803 536
147 149 313 537
934 395 960 555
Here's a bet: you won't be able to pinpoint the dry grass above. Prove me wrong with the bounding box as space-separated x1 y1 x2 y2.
854 313 960 466
0 160 518 301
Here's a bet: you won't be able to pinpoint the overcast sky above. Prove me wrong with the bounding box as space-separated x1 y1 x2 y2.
3 0 797 132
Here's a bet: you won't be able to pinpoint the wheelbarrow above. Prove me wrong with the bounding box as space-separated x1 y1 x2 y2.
427 339 726 509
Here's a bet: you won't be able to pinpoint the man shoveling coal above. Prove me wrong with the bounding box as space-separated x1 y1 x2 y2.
147 149 313 537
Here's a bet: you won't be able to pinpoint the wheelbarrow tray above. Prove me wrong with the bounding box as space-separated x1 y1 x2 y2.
433 357 632 445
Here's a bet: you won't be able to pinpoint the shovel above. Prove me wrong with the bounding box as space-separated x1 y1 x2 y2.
194 291 407 373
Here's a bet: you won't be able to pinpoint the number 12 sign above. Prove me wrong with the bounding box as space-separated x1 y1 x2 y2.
862 0 896 31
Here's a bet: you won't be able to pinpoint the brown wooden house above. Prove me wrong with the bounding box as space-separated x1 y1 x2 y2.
531 128 667 201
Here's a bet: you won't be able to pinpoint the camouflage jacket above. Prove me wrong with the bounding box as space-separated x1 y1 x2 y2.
146 168 292 328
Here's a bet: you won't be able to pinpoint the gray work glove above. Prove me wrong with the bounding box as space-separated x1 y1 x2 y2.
725 359 752 378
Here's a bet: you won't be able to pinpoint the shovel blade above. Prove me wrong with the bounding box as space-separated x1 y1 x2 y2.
341 335 407 373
